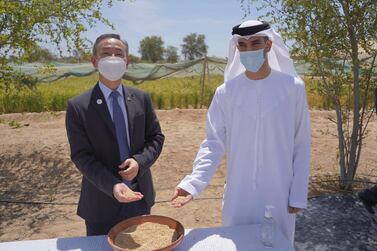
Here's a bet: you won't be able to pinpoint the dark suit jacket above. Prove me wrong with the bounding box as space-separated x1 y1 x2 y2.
65 83 164 223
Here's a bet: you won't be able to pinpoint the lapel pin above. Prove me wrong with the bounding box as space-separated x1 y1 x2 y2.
96 99 103 105
127 97 132 101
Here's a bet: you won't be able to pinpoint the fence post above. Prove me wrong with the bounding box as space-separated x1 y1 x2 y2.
200 56 207 108
206 57 212 107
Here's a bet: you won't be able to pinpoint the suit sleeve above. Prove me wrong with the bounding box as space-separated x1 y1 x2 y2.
65 100 120 198
132 93 165 177
289 80 311 208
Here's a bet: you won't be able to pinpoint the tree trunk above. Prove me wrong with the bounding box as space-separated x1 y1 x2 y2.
339 1 361 190
335 100 347 188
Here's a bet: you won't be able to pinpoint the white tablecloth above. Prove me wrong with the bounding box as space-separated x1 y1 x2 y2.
0 224 294 251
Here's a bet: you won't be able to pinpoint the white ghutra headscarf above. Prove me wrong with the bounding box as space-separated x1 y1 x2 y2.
224 20 298 82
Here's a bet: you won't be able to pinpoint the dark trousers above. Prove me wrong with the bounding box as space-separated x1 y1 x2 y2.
359 184 377 214
360 185 377 204
85 199 150 236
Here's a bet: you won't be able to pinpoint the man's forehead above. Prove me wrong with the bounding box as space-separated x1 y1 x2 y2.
238 36 266 43
98 38 125 50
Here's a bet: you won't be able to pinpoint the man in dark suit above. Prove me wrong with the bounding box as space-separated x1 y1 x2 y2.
65 34 164 236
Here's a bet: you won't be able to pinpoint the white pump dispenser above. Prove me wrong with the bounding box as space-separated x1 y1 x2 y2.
260 205 275 248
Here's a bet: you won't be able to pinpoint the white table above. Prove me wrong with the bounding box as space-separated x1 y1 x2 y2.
0 224 294 251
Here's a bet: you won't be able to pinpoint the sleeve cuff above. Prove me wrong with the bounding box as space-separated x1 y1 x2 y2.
289 200 307 209
178 180 199 199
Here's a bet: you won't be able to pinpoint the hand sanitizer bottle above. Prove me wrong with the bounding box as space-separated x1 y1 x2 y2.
260 205 275 248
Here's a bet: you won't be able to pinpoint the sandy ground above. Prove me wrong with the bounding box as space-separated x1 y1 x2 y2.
1 109 377 242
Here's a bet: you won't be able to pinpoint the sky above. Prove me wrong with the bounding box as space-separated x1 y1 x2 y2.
81 0 266 58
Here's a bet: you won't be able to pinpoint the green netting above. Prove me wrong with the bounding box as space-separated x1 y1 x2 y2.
10 57 315 84
10 57 228 84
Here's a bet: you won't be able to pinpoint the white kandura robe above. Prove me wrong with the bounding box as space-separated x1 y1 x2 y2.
178 69 311 243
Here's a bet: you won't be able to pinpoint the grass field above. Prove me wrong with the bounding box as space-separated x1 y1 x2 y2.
0 73 335 113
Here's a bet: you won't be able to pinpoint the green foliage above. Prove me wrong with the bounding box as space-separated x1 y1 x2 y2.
8 120 23 129
0 74 224 113
181 33 208 60
24 44 56 63
54 49 92 63
128 54 141 64
0 0 126 92
244 0 377 188
139 36 165 62
138 75 221 109
37 63 58 75
0 74 338 113
165 46 179 63
156 94 164 109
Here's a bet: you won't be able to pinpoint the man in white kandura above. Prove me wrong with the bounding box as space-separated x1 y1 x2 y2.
171 20 311 243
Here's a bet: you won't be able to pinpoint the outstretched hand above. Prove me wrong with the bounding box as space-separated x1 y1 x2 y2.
113 183 143 203
171 187 193 208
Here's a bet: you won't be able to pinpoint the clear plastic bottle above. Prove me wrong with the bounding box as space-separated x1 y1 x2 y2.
260 205 275 248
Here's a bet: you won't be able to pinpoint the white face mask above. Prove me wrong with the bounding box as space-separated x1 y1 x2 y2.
97 56 127 81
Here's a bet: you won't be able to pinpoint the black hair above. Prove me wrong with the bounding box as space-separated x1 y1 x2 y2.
92 33 128 56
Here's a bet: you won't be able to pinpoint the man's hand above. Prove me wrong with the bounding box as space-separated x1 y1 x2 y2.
288 206 301 214
118 158 139 181
171 187 193 208
113 183 143 203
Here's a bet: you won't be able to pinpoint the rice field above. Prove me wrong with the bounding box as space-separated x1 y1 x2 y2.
0 73 336 114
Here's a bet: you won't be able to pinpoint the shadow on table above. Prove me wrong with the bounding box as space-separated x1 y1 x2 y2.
178 227 245 251
56 235 112 251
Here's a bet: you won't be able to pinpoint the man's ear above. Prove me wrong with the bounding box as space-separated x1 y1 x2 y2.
126 55 131 68
91 56 98 68
266 40 272 52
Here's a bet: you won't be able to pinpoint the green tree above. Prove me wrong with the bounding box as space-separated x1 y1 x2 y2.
128 54 141 64
0 0 125 91
244 0 377 189
25 43 56 63
165 46 179 63
139 36 165 63
72 49 83 63
181 33 208 60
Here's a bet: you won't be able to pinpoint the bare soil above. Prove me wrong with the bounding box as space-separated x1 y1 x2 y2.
1 109 376 242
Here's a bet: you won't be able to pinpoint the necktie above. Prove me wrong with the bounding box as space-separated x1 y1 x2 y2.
110 91 132 186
